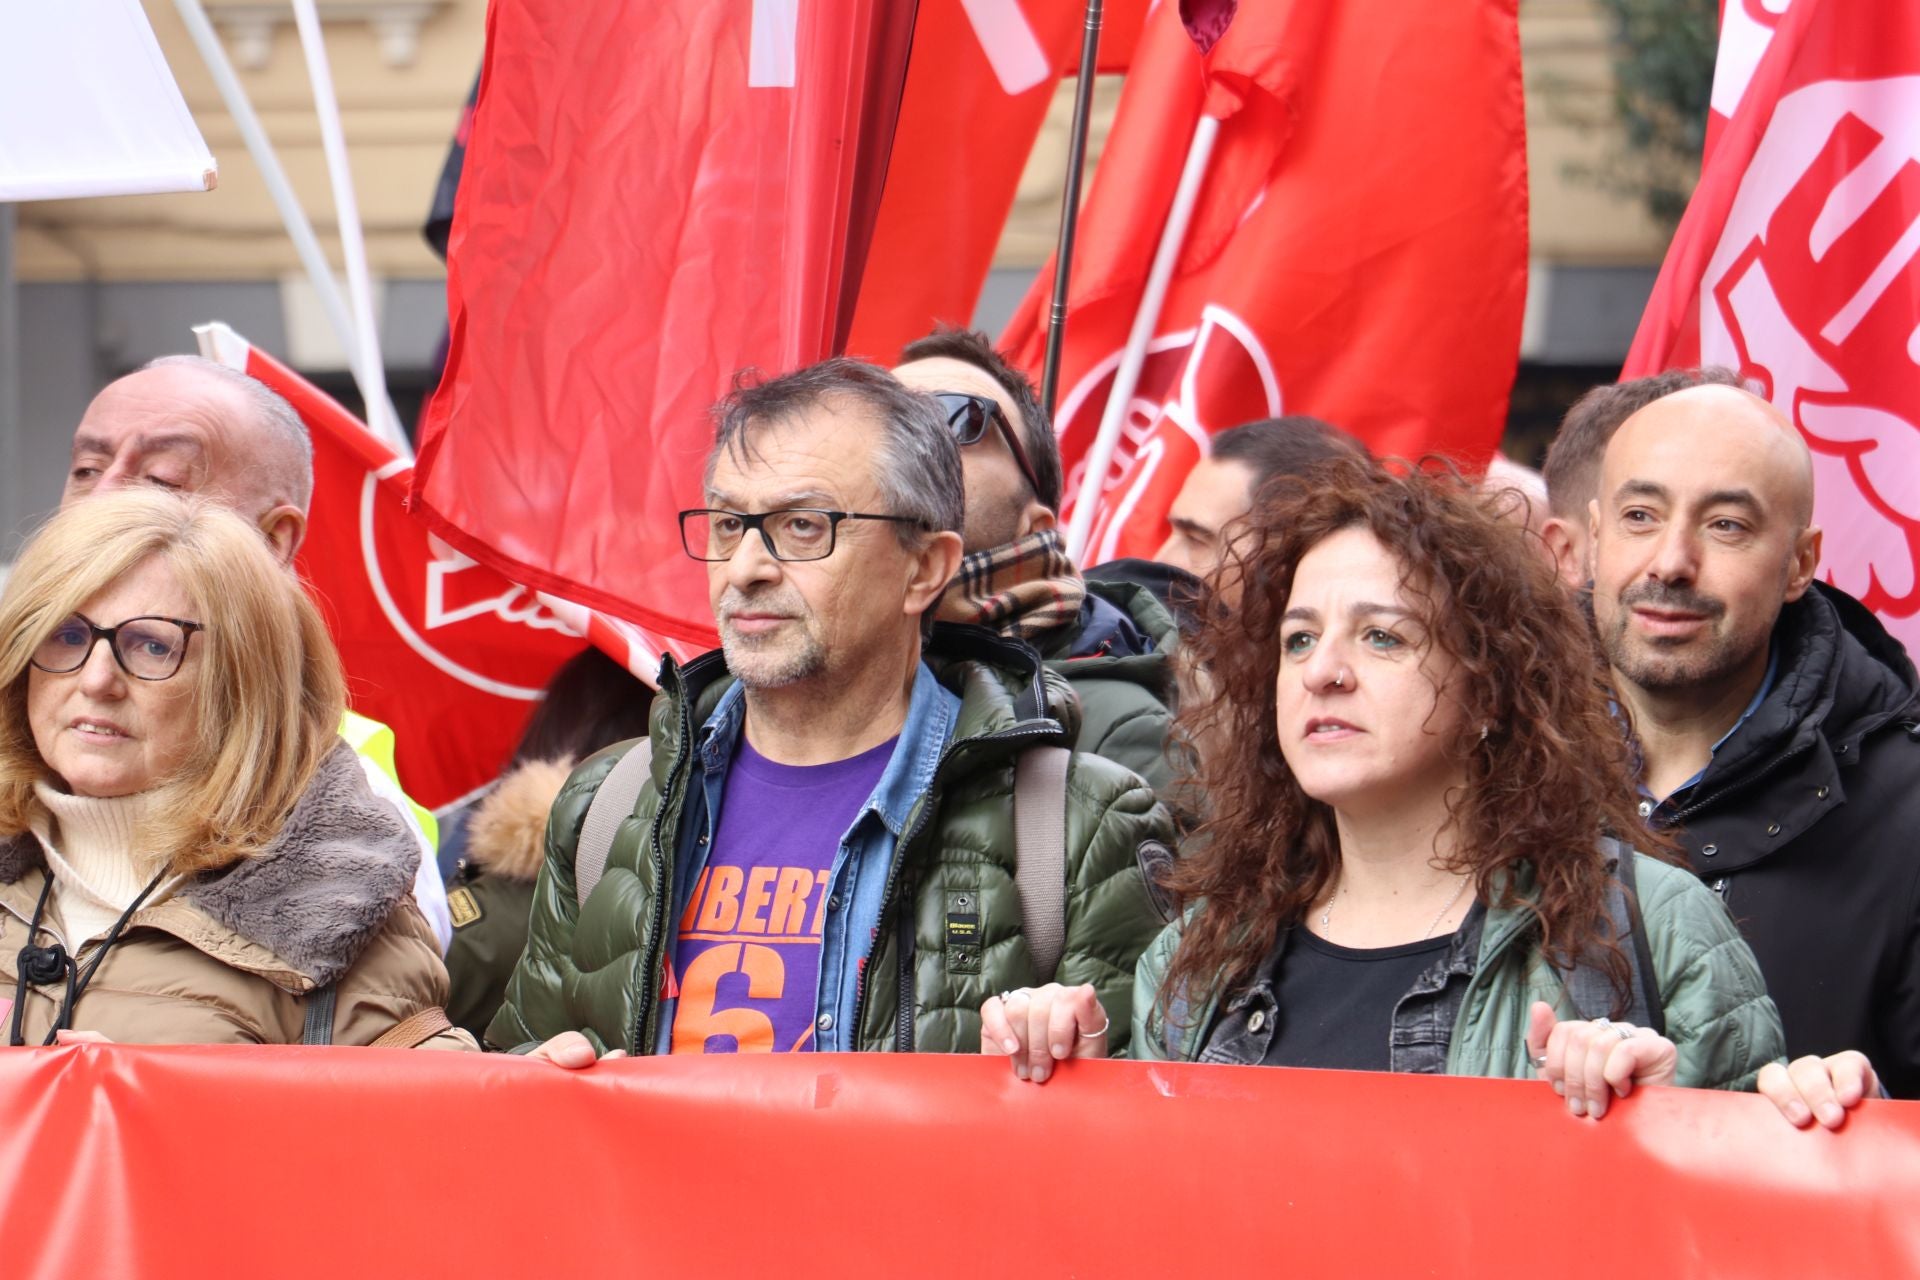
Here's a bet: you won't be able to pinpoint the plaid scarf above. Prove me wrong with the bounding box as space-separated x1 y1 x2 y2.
936 528 1087 644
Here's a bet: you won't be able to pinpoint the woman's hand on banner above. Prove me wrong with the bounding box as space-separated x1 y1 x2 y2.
980 984 1110 1084
1527 1001 1677 1119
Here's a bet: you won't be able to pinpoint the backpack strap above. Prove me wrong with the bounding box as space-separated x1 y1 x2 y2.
1613 846 1666 1038
300 982 337 1045
1013 746 1071 984
575 738 654 911
369 1005 454 1049
1560 840 1664 1036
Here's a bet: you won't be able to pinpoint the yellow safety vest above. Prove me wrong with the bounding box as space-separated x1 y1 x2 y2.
339 710 440 848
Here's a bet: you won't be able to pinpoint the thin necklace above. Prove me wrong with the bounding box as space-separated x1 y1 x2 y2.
1318 873 1471 943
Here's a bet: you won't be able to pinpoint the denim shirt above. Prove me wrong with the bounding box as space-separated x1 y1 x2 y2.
1197 905 1488 1073
650 663 961 1054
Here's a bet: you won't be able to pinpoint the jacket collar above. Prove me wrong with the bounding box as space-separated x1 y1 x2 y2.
0 741 418 989
1659 584 1917 859
653 625 1077 794
693 663 959 839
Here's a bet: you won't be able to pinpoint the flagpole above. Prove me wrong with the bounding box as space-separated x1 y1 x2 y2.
171 0 365 405
1063 113 1220 563
289 0 409 456
1039 0 1104 419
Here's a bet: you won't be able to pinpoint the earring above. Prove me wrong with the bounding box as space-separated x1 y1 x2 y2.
1478 723 1491 742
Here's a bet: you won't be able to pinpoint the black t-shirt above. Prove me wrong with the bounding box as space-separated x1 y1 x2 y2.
1260 928 1455 1071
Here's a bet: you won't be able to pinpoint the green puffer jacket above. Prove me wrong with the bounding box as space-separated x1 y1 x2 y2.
1037 579 1181 796
488 629 1173 1056
1131 854 1785 1089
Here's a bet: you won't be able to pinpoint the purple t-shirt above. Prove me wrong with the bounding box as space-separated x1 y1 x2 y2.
668 734 895 1054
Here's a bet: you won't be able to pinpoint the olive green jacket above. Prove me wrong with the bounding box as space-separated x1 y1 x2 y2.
488 629 1172 1055
1131 854 1785 1090
1037 579 1182 797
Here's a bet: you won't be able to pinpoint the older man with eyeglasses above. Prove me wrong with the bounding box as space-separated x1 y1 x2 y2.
497 357 1171 1069
893 329 1181 797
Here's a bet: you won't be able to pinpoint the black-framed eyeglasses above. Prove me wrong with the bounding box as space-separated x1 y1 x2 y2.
678 508 928 563
932 391 1043 501
29 613 205 682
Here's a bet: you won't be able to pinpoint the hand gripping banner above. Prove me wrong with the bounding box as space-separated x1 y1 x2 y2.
0 1047 1915 1277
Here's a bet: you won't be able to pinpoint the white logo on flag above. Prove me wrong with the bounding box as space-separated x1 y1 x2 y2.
1702 75 1920 647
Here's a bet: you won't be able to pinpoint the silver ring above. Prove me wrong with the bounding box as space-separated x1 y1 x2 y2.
1529 1053 1548 1069
1000 989 1029 1003
1083 1015 1111 1039
1614 1023 1636 1042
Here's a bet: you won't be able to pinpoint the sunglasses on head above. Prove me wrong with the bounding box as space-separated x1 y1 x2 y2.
931 391 1043 502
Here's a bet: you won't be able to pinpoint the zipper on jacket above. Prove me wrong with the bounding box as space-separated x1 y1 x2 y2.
631 682 700 1055
853 723 1065 1050
1671 741 1812 825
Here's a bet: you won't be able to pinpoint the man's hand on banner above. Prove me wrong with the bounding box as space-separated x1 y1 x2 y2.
1527 1001 1679 1120
1757 1051 1880 1130
528 1030 627 1070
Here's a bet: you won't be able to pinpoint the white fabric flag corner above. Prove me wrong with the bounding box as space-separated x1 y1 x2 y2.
0 0 217 201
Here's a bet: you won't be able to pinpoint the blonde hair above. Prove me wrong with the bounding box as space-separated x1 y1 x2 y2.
0 490 346 875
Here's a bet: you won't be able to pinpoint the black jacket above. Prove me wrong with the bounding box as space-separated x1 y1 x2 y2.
1648 583 1920 1097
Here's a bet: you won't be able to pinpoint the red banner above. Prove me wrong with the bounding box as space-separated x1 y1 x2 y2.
1003 0 1528 565
413 0 916 646
1623 0 1920 652
0 1047 1915 1277
203 326 690 812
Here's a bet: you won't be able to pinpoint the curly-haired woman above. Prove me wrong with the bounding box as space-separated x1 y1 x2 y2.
983 456 1792 1117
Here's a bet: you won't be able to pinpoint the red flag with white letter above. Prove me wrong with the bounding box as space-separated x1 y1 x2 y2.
1002 0 1528 566
413 0 916 646
1624 0 1920 652
201 326 688 813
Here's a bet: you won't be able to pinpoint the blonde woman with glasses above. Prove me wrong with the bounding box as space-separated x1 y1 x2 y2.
0 490 471 1049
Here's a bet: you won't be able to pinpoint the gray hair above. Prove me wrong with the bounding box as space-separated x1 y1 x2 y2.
141 354 314 511
706 357 964 545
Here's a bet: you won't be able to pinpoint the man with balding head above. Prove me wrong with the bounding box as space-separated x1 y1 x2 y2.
67 356 312 563
63 355 454 952
1590 383 1920 1102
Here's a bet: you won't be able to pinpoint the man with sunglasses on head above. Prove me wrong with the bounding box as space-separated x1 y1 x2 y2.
61 355 453 954
497 358 1170 1067
893 329 1181 796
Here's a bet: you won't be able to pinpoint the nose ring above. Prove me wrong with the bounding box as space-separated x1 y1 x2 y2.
1331 670 1347 689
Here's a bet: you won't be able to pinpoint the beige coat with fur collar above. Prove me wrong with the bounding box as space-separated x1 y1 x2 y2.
0 744 474 1050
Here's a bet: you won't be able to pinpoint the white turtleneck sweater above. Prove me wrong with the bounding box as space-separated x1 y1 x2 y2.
30 783 179 947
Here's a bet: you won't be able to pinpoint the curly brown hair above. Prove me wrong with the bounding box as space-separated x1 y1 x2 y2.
1160 454 1670 1030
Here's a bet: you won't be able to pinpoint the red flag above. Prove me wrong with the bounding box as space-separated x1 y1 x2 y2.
1623 0 1920 652
201 326 688 813
1003 0 1528 566
413 0 916 646
845 0 1164 365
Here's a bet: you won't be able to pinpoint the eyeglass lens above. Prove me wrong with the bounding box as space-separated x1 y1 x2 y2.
33 616 192 680
683 510 838 562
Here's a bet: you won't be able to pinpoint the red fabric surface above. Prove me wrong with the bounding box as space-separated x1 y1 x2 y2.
412 0 914 643
0 1046 1915 1277
1001 0 1528 565
239 343 582 811
845 0 1084 364
844 0 1160 365
1623 0 1920 652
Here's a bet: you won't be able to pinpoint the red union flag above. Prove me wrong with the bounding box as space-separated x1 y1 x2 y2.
1625 0 1920 652
1002 0 1528 565
200 326 688 812
412 0 915 646
843 0 1157 363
